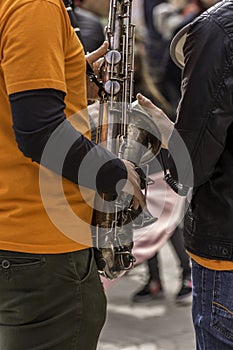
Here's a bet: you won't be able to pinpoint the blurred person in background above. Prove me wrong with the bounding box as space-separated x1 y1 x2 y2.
132 224 192 303
137 0 233 348
77 0 109 17
72 0 105 53
153 0 218 112
143 0 169 95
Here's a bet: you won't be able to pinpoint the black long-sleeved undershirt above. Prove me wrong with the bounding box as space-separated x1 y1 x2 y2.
9 88 127 195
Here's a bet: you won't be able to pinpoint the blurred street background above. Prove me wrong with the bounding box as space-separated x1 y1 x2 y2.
98 242 195 350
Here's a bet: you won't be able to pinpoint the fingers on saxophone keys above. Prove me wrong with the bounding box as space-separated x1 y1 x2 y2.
86 41 109 66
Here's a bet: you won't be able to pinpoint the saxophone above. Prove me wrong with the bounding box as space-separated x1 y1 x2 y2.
91 0 162 279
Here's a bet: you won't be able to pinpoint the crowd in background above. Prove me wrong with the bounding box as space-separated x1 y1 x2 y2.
76 0 215 118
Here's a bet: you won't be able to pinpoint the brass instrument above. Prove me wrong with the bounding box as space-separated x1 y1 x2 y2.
91 0 161 279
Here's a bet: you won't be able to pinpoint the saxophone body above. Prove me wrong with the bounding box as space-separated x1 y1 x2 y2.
92 0 162 279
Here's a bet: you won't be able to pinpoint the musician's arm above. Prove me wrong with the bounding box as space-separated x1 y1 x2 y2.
9 88 127 195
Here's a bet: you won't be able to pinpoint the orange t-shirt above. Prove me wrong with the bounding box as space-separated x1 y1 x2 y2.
0 0 95 253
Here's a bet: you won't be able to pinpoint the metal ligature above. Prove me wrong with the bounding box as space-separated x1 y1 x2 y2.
90 0 162 279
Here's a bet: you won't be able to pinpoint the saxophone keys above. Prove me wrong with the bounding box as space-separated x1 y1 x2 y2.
105 49 121 65
104 80 121 95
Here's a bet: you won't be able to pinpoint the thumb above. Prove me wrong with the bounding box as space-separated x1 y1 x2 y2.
86 41 108 66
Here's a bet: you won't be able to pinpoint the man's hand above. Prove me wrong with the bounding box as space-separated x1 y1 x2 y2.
86 41 108 101
121 159 146 211
136 93 174 149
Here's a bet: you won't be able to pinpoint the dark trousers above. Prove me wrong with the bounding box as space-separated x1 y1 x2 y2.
148 225 191 281
0 248 106 350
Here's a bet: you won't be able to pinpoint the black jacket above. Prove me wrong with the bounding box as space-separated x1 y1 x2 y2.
171 0 233 260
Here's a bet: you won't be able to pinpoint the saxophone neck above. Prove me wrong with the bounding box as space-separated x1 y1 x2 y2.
101 0 135 108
